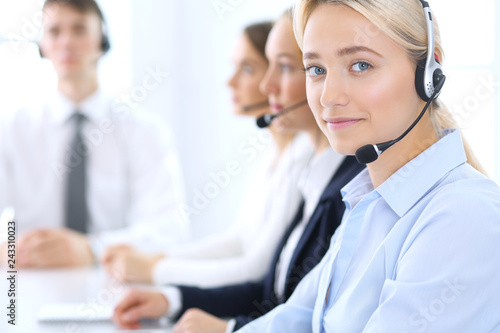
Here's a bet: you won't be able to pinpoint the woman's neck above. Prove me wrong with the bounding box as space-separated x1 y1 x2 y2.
268 130 295 171
367 116 439 188
58 70 99 104
306 127 330 155
270 130 295 155
268 127 329 172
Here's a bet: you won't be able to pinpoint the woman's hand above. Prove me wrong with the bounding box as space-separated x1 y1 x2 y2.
174 308 229 333
113 289 169 329
101 244 164 283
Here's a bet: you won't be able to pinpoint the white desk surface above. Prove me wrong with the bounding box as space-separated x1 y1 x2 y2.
0 266 173 332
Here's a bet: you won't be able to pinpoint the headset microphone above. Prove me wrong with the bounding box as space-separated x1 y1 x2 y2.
242 100 269 112
355 0 446 164
256 99 308 128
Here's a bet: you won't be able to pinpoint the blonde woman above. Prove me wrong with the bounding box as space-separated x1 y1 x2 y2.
231 1 500 332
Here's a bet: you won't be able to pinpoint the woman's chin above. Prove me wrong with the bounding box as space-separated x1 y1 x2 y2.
328 140 357 156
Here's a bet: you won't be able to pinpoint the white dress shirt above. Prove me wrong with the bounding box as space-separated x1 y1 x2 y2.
154 132 315 287
0 89 188 256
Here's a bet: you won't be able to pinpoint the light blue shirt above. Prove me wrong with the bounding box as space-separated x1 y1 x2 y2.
236 129 500 333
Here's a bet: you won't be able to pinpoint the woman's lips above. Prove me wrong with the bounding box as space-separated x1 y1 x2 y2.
324 117 362 130
269 103 284 114
269 104 285 114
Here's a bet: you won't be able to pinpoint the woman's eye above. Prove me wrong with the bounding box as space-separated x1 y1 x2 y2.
73 25 87 36
280 64 292 72
351 62 371 72
305 66 326 77
242 65 254 74
48 28 60 37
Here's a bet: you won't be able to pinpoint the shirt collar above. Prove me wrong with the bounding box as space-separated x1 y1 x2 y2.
342 129 467 217
341 169 373 211
49 88 108 126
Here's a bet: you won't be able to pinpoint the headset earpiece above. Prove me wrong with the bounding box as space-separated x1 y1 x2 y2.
100 16 110 54
101 34 110 53
414 0 445 102
415 57 444 102
415 59 428 101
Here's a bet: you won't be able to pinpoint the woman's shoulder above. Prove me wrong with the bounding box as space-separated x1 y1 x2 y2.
423 162 500 221
398 163 500 259
445 162 499 196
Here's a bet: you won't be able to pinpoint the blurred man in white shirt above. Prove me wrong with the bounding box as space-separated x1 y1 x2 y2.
0 0 187 268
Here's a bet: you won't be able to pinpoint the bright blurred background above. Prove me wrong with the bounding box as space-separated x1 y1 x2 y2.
0 0 498 238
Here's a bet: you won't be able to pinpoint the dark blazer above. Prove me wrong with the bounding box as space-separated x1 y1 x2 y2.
176 156 364 330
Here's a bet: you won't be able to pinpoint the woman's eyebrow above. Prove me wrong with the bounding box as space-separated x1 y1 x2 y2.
303 46 383 61
303 52 319 61
277 53 297 60
338 45 383 57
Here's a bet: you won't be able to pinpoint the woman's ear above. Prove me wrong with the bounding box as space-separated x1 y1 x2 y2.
434 52 441 64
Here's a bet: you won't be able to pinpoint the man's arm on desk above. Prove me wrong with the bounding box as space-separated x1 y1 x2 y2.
7 229 93 268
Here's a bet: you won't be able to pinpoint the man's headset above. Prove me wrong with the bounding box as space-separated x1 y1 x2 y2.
39 9 111 58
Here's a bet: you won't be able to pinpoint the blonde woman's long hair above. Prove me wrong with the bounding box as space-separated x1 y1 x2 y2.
293 0 486 174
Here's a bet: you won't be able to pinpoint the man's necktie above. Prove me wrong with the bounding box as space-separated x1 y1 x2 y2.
64 112 88 233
